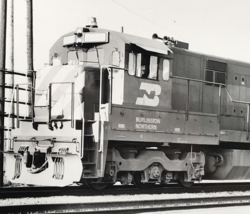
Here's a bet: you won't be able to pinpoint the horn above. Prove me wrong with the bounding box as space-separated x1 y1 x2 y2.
163 36 169 44
152 33 158 40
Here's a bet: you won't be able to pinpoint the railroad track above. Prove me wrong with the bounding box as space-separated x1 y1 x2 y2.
1 194 250 213
1 182 250 199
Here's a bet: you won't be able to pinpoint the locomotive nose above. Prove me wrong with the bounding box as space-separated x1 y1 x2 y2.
34 65 85 123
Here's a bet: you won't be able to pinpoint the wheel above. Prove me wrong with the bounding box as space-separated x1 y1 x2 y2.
160 171 171 186
133 171 155 189
178 173 194 188
85 181 110 190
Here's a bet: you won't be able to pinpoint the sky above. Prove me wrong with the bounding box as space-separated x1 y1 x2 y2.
4 0 250 71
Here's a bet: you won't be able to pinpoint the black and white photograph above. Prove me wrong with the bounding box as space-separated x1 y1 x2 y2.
1 0 250 213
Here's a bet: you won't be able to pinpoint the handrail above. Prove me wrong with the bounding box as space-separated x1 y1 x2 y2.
224 87 250 104
16 85 19 128
98 65 127 176
15 83 33 128
171 75 226 86
171 75 250 140
48 82 75 129
48 84 52 129
0 68 34 77
171 75 250 105
99 65 127 116
71 83 75 128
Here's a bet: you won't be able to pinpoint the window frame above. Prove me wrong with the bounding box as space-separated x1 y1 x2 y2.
128 52 136 76
148 56 158 80
205 60 227 86
67 48 104 65
112 50 120 67
205 69 226 85
162 59 170 81
127 51 159 80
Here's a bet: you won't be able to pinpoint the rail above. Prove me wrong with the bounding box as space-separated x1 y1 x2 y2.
2 194 250 213
171 75 250 140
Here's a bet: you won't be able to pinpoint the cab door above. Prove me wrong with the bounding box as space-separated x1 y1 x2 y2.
158 57 172 109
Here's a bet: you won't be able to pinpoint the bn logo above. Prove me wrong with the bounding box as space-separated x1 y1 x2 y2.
135 82 161 107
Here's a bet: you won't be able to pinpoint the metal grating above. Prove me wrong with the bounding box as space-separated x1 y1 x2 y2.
206 60 227 72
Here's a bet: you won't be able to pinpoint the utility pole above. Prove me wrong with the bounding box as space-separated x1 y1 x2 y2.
6 0 14 134
27 0 33 71
26 0 34 117
0 0 7 187
6 0 14 72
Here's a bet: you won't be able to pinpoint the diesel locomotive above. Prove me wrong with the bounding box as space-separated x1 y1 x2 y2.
4 18 250 188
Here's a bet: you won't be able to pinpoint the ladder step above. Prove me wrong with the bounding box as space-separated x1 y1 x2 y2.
84 148 95 151
34 105 47 107
82 162 96 165
33 118 48 123
82 169 93 174
84 175 98 179
85 120 96 124
19 119 32 122
33 118 72 123
84 134 94 137
51 119 71 122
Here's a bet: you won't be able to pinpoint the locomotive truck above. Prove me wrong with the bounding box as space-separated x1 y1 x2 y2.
4 18 250 189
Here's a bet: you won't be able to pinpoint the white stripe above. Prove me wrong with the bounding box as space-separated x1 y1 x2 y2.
50 65 77 94
51 68 84 119
74 102 83 119
51 85 71 116
35 90 47 106
35 66 55 106
75 72 85 92
60 94 83 120
36 66 54 89
35 65 79 106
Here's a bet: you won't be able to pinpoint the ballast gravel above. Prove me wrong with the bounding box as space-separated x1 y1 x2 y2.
1 190 250 206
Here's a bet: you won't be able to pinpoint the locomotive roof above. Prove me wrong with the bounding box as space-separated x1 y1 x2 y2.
91 27 173 56
53 27 250 68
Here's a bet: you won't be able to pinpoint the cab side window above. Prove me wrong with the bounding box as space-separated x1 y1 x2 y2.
136 53 142 77
149 56 158 79
128 53 136 75
112 50 120 66
163 59 170 81
128 51 158 80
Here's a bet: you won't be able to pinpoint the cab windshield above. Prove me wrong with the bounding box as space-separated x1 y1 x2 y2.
68 48 104 65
